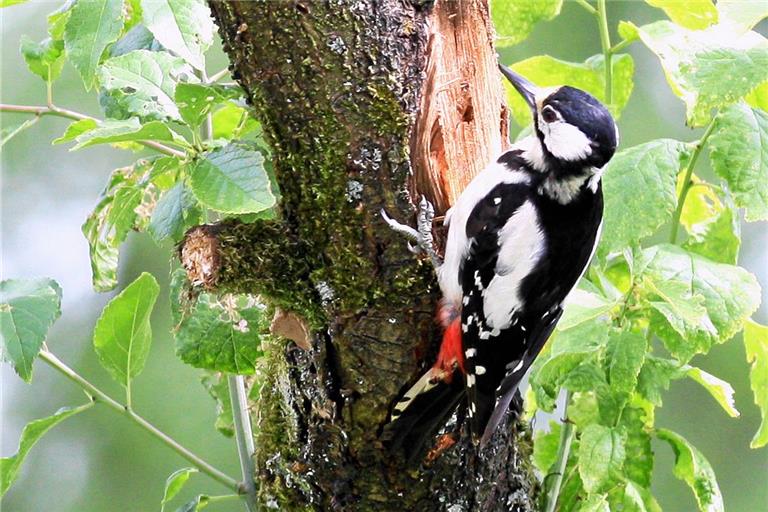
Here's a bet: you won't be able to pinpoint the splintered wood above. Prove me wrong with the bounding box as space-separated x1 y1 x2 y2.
411 0 509 215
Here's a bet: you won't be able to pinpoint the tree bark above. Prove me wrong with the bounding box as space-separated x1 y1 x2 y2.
183 1 539 510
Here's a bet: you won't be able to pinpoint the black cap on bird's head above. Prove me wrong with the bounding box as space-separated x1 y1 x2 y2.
499 64 618 170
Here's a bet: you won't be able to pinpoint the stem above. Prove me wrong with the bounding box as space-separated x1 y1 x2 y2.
574 0 597 15
544 391 576 512
39 350 240 492
596 0 613 105
207 494 242 504
229 375 258 512
207 67 231 84
46 71 54 108
610 38 633 55
0 103 186 158
200 70 214 143
668 116 719 244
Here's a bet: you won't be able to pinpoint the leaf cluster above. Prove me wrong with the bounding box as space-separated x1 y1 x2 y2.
1 0 272 509
494 1 768 511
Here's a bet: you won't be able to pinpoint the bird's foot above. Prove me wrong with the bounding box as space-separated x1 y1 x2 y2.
381 196 442 269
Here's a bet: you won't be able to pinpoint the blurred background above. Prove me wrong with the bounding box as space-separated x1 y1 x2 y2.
1 2 766 511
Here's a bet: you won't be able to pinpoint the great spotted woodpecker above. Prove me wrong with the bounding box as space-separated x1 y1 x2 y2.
382 65 618 459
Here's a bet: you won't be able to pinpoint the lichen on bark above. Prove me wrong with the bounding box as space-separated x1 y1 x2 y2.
179 1 540 509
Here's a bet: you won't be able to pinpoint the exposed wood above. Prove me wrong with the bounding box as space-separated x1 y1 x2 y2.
411 0 510 215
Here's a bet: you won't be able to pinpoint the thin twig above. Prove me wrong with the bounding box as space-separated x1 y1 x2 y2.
39 350 240 492
544 391 576 512
228 375 258 512
207 67 231 84
669 115 719 244
596 0 613 105
573 0 597 15
0 103 186 158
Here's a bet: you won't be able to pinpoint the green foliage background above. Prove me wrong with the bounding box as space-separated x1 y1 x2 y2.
1 1 766 511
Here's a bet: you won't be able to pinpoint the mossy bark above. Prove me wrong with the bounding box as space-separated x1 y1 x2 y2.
187 1 540 510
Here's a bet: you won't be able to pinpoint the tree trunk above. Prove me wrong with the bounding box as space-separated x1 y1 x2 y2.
183 1 538 510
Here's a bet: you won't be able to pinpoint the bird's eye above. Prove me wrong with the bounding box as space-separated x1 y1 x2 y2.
541 106 558 123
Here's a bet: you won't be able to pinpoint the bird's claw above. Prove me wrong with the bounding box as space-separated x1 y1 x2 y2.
381 196 442 269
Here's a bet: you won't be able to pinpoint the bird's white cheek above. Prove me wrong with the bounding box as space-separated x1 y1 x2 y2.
541 122 593 161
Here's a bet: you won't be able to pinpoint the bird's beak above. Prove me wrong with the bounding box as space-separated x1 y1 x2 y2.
499 64 537 112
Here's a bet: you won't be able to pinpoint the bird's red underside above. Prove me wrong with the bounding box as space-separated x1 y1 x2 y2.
433 318 465 380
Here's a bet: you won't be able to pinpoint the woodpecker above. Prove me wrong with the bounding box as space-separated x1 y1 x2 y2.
382 65 618 460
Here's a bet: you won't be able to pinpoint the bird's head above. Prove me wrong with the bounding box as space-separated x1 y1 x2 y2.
500 64 618 172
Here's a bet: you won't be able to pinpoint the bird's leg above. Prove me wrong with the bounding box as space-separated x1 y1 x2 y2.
381 196 442 270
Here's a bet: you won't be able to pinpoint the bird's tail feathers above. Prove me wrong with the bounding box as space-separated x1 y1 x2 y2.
381 368 465 464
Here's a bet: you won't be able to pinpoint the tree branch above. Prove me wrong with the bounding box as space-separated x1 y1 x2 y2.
39 350 240 492
0 103 187 158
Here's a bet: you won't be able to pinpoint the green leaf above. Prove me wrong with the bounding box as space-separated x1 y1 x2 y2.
200 372 234 437
569 392 600 428
622 481 662 512
505 54 634 125
149 182 203 243
64 0 124 89
189 144 276 214
141 0 214 71
52 119 98 145
532 421 561 473
605 329 647 396
175 495 209 512
98 49 194 121
717 0 768 33
677 174 720 232
170 270 264 374
0 402 93 496
685 366 739 417
640 244 761 361
148 155 181 190
646 0 718 29
1 0 29 7
656 429 724 512
70 118 182 150
161 467 198 511
110 24 160 57
558 287 618 331
709 103 768 221
1 118 38 149
530 319 611 410
578 495 609 512
744 319 768 447
0 278 62 382
641 277 717 348
633 20 768 126
47 1 74 41
620 404 655 488
578 424 626 493
175 83 243 129
563 362 607 394
745 81 768 112
637 355 686 406
92 272 159 386
601 140 689 253
83 166 147 291
20 36 65 82
682 201 740 265
491 0 562 48
212 103 260 140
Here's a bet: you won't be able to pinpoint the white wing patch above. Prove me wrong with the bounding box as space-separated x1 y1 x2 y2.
483 200 546 329
438 161 530 306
